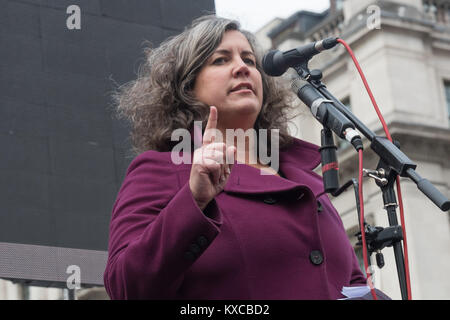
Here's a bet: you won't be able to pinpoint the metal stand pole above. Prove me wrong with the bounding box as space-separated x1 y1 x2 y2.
381 182 408 300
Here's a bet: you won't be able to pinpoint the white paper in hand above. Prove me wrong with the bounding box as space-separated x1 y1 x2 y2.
338 286 371 300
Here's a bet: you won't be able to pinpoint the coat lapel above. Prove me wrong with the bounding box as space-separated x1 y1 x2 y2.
223 162 300 195
224 138 324 196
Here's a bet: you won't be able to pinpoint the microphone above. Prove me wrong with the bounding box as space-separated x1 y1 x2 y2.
291 77 363 151
262 37 339 76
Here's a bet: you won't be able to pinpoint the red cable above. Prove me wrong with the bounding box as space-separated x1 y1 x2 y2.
337 38 412 300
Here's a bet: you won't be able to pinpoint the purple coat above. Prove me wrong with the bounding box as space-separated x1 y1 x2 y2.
104 138 367 299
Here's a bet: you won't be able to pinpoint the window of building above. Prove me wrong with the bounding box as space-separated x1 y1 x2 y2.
444 81 450 122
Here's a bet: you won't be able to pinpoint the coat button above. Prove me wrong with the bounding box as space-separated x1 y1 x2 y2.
184 251 195 261
189 243 201 255
317 200 323 212
263 196 277 204
310 250 324 265
197 235 209 248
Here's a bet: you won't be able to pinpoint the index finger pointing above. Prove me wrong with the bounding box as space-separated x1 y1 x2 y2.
205 106 217 131
203 106 218 145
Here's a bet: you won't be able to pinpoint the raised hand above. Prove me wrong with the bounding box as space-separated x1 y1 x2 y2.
189 106 236 210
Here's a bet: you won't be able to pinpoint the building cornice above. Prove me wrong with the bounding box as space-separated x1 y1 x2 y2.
315 5 450 78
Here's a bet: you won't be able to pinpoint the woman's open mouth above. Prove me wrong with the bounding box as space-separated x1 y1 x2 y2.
230 82 254 94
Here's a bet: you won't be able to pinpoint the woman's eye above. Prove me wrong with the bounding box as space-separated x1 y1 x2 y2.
212 57 226 64
244 58 256 65
212 57 255 66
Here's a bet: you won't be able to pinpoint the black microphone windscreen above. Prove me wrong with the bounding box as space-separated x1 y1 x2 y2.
262 50 284 76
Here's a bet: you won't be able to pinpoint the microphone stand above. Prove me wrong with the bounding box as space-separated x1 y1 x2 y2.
293 67 450 300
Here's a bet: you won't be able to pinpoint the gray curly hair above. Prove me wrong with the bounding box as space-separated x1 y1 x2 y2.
113 14 295 155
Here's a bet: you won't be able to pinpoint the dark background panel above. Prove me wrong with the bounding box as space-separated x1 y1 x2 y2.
42 38 109 78
99 0 162 26
41 0 102 15
0 0 215 257
49 137 116 181
0 207 55 246
0 30 43 70
47 105 113 147
0 97 50 139
49 174 117 219
0 171 50 214
43 72 112 112
40 5 100 44
0 134 50 175
52 210 111 250
160 0 215 29
1 0 41 37
0 65 49 106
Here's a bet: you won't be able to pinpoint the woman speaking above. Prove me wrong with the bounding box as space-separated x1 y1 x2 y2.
103 15 369 299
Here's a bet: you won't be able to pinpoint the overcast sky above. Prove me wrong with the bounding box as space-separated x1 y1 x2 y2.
214 0 330 32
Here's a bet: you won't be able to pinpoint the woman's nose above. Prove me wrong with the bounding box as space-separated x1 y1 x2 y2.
232 59 250 78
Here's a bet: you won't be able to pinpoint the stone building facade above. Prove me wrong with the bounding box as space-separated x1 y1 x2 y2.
256 0 450 299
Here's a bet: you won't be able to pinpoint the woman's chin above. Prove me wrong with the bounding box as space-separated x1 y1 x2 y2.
227 101 261 115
